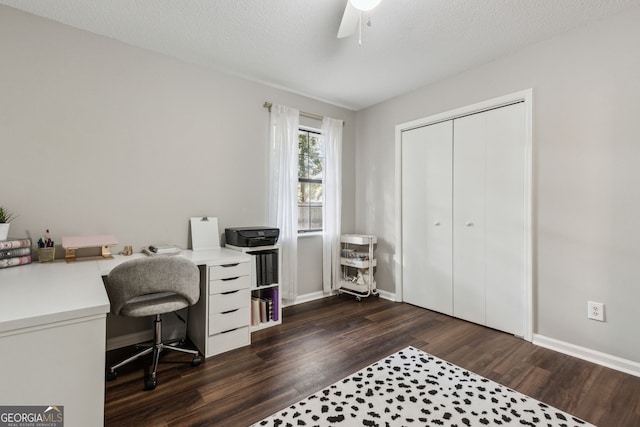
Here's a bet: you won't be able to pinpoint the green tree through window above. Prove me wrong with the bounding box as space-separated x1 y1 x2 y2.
298 129 324 232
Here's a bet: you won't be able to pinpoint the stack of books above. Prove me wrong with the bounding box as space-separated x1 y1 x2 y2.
0 238 32 269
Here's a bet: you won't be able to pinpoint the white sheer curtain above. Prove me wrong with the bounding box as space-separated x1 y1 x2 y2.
268 104 300 303
322 117 343 293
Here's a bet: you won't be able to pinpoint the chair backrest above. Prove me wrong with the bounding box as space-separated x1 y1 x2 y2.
106 256 200 316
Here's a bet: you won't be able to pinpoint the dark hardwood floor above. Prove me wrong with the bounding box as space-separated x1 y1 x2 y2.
105 296 640 426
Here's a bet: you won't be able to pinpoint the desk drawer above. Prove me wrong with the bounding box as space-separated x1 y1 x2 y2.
209 306 249 334
206 326 250 356
209 262 250 281
209 276 250 294
209 289 250 313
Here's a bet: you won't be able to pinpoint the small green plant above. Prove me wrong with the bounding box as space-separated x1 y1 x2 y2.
0 206 16 223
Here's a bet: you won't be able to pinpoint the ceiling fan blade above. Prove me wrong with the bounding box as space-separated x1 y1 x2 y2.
337 1 359 38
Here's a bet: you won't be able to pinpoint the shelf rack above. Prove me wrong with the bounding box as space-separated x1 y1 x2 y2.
226 243 282 331
337 234 378 301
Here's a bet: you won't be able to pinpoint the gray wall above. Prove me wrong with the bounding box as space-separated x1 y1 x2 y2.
4 4 639 364
354 7 640 362
0 6 355 302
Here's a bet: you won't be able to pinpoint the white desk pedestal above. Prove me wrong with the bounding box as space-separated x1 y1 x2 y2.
0 314 106 426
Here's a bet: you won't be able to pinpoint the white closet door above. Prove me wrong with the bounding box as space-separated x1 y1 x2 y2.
484 103 526 335
452 113 486 325
402 121 453 315
453 102 526 335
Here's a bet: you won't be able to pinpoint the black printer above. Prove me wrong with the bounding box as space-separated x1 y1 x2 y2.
225 227 280 247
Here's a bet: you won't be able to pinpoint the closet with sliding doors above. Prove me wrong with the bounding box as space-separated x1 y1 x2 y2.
398 92 531 339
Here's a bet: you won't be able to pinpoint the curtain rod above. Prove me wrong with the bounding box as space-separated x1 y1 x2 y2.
263 102 345 125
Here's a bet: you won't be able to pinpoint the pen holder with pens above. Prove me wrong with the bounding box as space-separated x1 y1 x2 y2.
38 247 56 263
37 229 56 263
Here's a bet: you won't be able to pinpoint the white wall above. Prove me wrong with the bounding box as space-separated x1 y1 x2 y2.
0 6 355 339
355 7 640 363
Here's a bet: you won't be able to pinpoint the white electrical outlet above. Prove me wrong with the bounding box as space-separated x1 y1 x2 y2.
587 301 604 321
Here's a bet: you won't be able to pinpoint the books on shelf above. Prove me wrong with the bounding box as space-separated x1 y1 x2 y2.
260 299 268 323
251 297 260 326
251 287 279 325
270 287 279 322
0 239 33 269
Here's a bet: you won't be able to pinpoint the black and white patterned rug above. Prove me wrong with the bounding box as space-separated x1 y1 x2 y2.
253 346 594 427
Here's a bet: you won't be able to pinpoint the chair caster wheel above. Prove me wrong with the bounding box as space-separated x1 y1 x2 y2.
144 378 157 391
106 371 118 381
356 296 362 302
191 357 202 367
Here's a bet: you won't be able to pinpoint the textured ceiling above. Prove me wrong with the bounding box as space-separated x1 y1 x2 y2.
2 0 639 110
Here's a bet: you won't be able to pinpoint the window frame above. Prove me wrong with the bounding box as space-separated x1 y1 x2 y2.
297 126 324 234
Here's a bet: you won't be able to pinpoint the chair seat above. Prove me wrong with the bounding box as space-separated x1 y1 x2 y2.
121 292 191 317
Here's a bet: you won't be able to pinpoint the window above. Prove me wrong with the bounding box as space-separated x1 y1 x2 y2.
298 128 324 233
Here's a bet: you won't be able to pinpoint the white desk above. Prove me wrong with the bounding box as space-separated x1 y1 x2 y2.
0 248 250 427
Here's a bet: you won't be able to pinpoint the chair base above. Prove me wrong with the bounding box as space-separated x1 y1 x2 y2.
107 314 201 390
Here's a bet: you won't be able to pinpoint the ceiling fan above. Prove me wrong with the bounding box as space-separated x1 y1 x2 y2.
337 0 382 45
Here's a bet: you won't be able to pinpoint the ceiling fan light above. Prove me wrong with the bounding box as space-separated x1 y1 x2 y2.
349 0 382 12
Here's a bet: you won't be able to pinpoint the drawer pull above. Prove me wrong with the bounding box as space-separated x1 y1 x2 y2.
220 328 239 334
221 290 240 295
220 263 239 268
221 276 240 281
222 308 239 315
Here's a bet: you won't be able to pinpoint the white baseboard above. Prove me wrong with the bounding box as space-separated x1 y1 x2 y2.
532 334 640 378
376 289 396 301
289 291 327 306
288 289 397 307
107 331 153 351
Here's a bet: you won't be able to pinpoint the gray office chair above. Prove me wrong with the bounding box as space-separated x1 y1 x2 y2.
105 256 202 390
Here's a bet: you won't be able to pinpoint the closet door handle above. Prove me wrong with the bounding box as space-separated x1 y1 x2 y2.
465 221 474 227
434 221 441 226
